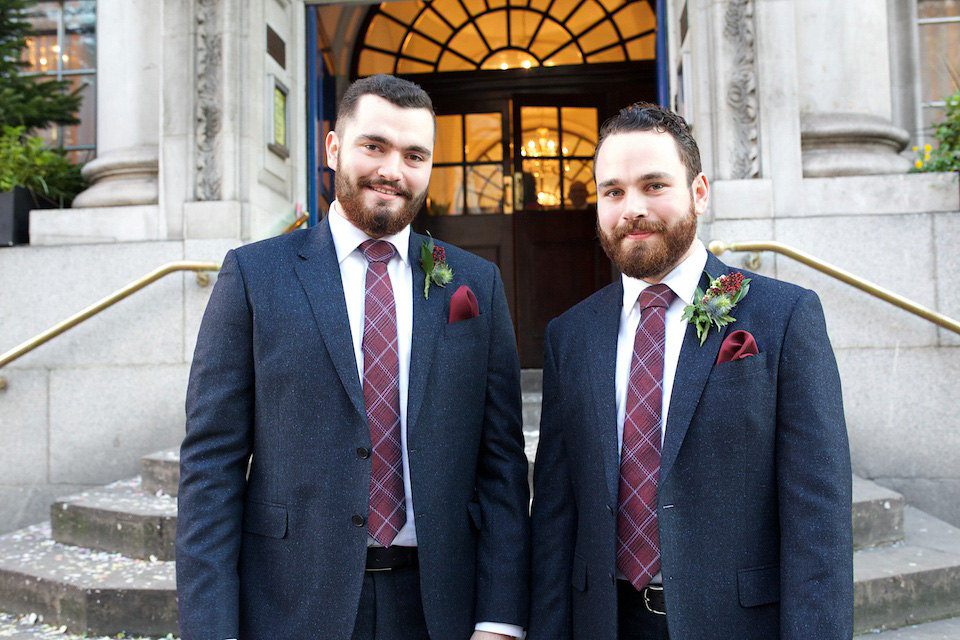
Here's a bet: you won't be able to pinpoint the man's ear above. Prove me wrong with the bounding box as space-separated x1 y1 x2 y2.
325 130 339 169
691 172 709 217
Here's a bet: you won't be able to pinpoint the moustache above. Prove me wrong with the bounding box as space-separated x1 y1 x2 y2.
612 218 667 240
357 176 413 201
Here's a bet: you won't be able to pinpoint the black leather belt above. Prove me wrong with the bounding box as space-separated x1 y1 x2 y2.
365 546 418 572
618 580 666 616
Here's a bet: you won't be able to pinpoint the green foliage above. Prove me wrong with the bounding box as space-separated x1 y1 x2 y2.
0 125 86 204
913 92 960 173
0 0 83 133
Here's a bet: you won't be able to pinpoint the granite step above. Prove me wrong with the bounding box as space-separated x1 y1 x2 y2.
854 475 906 550
854 615 960 639
0 524 177 637
140 449 180 498
854 506 960 633
50 478 177 561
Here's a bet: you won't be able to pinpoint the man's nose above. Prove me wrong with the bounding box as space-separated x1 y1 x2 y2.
623 190 647 219
377 151 403 182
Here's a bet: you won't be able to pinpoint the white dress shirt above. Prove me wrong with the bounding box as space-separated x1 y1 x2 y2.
328 201 418 547
328 202 522 638
614 240 708 585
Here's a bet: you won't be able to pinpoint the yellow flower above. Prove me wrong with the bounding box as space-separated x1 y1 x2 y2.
925 152 931 160
916 160 924 169
924 144 932 152
913 145 918 152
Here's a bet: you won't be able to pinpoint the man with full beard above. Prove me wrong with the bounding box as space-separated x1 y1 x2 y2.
177 74 529 640
528 102 852 640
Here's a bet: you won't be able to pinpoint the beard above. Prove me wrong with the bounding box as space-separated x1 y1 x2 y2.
335 163 428 238
598 204 698 281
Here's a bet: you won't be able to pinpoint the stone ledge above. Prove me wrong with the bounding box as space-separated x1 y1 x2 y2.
801 172 959 217
29 205 162 246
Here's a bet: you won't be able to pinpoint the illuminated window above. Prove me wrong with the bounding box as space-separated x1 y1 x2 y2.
21 0 96 161
356 0 657 76
917 0 960 147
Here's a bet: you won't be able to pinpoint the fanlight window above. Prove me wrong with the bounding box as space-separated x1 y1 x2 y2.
356 0 657 76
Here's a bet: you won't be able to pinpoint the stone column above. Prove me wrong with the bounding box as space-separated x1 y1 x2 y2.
794 0 911 176
71 0 161 208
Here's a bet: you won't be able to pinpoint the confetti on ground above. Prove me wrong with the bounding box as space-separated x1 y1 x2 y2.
0 612 178 639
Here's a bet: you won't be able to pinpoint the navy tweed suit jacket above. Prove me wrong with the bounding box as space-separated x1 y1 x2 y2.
529 252 853 640
176 218 530 639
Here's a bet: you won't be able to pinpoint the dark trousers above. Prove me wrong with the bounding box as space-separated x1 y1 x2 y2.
617 581 670 640
350 564 430 640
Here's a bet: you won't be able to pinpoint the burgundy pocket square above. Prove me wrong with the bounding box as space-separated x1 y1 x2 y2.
717 329 759 364
449 285 479 324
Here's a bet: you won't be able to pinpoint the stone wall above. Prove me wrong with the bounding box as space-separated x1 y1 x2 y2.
0 240 229 533
707 172 960 525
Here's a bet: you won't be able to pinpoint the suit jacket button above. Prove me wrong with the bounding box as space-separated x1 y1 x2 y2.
352 514 365 527
357 447 370 459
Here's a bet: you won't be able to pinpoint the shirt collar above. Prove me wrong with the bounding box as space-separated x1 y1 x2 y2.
621 239 709 312
327 200 411 266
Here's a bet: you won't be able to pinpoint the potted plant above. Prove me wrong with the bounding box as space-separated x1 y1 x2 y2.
0 125 85 244
0 0 86 245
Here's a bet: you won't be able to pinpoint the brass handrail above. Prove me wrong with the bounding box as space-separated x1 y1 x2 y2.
0 261 221 389
708 240 960 336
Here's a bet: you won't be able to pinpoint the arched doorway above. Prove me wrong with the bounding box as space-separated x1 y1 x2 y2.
311 0 661 366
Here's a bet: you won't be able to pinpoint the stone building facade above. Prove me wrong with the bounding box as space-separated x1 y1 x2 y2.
1 0 958 532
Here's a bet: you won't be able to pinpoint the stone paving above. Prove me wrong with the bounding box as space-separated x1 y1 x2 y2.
0 612 176 639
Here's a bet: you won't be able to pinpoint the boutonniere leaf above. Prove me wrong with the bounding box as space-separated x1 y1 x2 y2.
419 231 453 299
681 271 751 346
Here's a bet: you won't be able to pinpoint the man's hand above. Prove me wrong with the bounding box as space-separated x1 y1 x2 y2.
470 633 514 640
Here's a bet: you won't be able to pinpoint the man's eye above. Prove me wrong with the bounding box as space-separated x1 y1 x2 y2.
605 189 623 197
408 154 424 162
649 183 665 191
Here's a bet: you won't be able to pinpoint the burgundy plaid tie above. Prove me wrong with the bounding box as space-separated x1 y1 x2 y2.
616 283 675 590
359 240 405 547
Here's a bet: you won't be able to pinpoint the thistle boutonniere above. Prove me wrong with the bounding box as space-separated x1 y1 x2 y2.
419 231 453 299
681 271 751 346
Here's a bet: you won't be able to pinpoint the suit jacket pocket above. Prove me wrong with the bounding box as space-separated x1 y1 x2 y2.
709 351 769 383
467 501 483 530
737 564 780 607
242 500 288 539
571 555 587 592
444 312 487 338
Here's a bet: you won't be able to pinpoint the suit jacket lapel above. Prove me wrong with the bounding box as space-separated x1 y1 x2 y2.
406 231 445 436
660 253 732 484
294 218 366 419
585 282 624 506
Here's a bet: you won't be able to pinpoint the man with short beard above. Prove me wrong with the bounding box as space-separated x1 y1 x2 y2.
528 102 852 640
177 74 529 640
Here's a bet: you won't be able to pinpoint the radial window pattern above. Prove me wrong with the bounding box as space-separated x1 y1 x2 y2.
356 0 657 76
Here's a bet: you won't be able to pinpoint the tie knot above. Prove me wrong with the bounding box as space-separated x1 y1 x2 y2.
638 284 674 310
360 240 396 264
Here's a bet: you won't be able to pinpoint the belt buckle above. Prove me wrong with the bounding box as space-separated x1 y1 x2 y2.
643 584 666 616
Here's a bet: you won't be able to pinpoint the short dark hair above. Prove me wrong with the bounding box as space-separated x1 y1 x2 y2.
335 74 435 135
595 102 701 184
